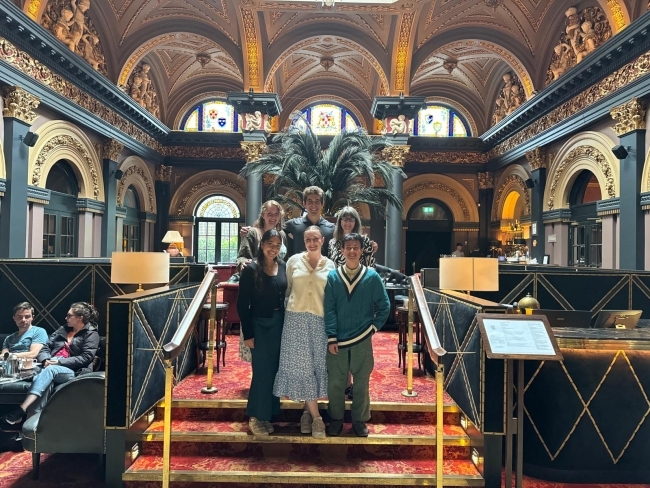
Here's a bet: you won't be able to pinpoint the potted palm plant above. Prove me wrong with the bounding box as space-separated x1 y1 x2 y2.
239 113 404 218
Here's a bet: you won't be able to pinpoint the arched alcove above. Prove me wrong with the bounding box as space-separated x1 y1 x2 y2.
403 174 479 223
117 156 157 214
169 170 246 218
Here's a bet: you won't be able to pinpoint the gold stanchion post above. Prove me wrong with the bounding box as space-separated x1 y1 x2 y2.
436 363 444 488
201 284 218 394
402 289 418 397
162 358 173 488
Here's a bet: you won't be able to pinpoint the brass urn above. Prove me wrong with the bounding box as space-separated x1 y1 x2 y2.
518 293 540 312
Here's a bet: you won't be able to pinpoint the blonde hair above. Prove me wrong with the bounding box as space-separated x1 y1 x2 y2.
253 200 284 232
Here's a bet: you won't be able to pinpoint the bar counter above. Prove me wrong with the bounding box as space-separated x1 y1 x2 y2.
522 326 650 483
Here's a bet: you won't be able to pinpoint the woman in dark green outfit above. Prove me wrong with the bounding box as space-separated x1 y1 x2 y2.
237 229 287 436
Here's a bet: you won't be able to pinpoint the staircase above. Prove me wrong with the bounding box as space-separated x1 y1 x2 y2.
122 333 484 487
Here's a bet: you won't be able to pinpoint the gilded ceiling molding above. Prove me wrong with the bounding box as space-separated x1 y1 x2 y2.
547 145 615 210
24 0 42 20
155 164 172 182
425 97 478 137
102 139 124 162
382 145 410 168
240 141 267 163
241 8 261 89
116 163 155 212
478 172 494 190
610 98 646 136
404 181 471 222
173 91 228 130
488 51 650 158
283 95 367 131
394 11 415 93
492 174 531 220
2 86 40 124
41 0 107 75
407 151 487 164
163 146 245 159
32 134 101 200
0 38 163 152
606 0 627 31
546 7 612 86
525 147 547 171
117 34 180 87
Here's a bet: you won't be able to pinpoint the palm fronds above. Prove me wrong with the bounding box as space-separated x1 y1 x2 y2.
239 121 405 218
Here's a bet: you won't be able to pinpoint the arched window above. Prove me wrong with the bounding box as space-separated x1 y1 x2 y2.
43 160 79 258
292 103 360 135
194 195 242 263
122 186 140 252
412 105 470 137
180 100 240 133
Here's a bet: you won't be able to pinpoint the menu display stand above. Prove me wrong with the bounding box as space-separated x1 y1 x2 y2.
477 314 563 488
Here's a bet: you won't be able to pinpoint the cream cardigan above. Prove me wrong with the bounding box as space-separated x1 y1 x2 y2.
285 252 335 317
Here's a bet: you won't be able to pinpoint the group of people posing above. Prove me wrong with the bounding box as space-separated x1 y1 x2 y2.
236 186 390 438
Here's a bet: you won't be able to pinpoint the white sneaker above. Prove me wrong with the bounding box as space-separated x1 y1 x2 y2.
248 417 269 436
312 417 326 439
300 411 313 434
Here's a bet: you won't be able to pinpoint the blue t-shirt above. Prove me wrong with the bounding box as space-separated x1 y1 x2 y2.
2 326 48 353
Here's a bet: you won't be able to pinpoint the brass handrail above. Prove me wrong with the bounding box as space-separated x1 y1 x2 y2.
163 271 218 360
406 275 446 488
161 270 218 488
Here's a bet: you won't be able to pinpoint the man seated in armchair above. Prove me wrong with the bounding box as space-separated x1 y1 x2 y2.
2 302 48 362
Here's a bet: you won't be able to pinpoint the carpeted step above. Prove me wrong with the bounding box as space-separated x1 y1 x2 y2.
122 451 483 485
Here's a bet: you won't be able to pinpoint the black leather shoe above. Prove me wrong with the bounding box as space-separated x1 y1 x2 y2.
327 419 343 436
1 408 26 426
353 421 369 437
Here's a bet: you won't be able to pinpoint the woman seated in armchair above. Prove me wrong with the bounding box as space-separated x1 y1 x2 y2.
1 302 100 425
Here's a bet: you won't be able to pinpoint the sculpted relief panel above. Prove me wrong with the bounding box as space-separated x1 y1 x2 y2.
492 72 525 126
125 63 160 118
41 0 107 75
546 6 611 85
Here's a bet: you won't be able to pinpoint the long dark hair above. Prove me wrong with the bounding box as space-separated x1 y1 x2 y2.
254 229 283 290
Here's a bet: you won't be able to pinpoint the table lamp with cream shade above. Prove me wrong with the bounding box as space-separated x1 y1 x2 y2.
439 257 499 295
161 230 184 256
111 252 170 292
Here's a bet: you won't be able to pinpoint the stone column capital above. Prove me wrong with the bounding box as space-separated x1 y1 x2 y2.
381 145 410 167
525 147 547 171
102 139 124 162
155 164 172 182
610 97 646 136
240 141 267 163
3 86 40 124
478 171 494 190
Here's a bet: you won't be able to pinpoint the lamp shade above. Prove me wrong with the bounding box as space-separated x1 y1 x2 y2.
161 230 183 244
111 252 170 288
439 257 499 292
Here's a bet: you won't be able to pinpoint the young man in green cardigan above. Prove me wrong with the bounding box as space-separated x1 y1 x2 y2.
324 233 390 437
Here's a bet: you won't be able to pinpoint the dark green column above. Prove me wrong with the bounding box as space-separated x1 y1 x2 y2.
383 146 408 271
101 139 123 257
611 99 646 270
241 140 266 226
478 172 494 256
154 165 172 252
0 87 40 258
525 148 547 263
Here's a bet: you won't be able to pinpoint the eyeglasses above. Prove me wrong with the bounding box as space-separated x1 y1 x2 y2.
65 313 79 319
341 217 356 223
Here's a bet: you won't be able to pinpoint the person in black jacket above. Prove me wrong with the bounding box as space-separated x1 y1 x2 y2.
237 229 287 436
1 302 100 425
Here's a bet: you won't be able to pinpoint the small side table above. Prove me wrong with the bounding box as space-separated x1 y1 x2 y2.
396 306 424 374
197 302 229 373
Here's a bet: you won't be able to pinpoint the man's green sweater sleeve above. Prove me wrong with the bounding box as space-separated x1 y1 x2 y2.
324 272 338 344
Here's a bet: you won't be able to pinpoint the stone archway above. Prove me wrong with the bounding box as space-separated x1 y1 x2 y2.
641 148 650 194
493 165 531 221
30 121 104 201
544 132 618 211
170 170 246 218
402 174 479 223
117 156 156 213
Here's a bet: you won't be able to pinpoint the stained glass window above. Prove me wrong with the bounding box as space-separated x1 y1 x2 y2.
196 196 241 218
292 103 361 135
412 105 470 137
181 100 240 132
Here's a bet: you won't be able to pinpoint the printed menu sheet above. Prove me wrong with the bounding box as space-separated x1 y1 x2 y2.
482 318 556 356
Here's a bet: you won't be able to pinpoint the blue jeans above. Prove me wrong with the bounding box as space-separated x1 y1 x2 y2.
29 365 75 399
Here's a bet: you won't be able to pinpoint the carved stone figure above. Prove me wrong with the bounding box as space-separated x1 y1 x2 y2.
491 72 525 125
546 6 611 85
244 111 263 131
492 98 506 125
42 0 107 75
508 85 524 114
389 114 408 134
126 63 160 118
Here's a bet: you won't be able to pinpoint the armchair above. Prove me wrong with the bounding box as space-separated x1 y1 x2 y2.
21 371 106 479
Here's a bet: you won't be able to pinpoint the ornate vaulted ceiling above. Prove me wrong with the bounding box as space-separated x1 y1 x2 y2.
19 0 647 134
